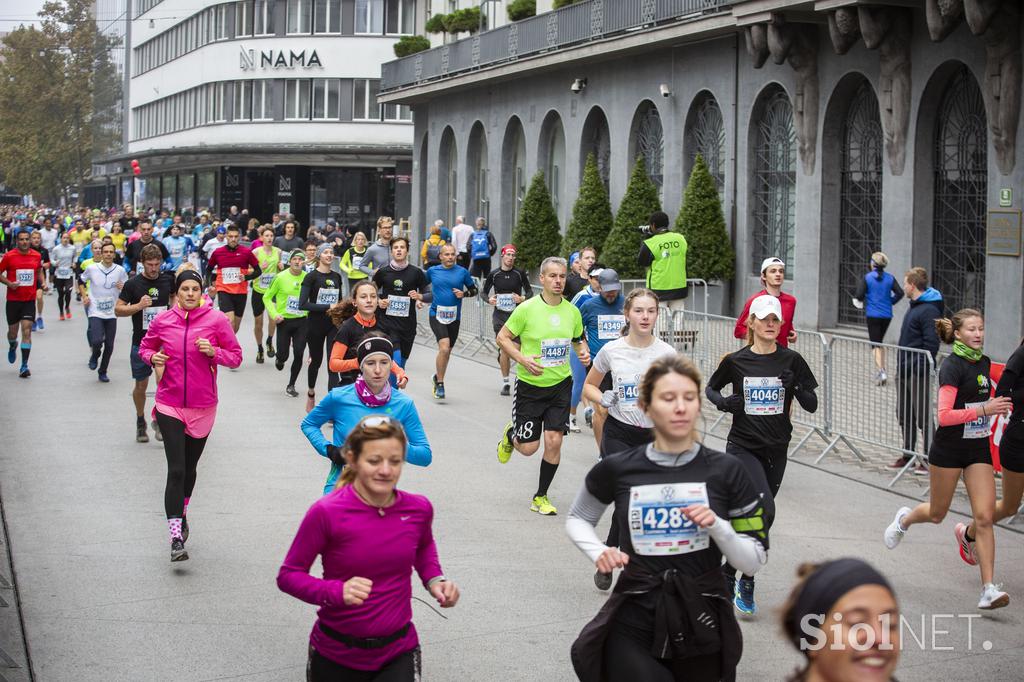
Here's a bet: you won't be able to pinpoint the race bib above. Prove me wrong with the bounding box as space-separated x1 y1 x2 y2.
221 267 242 284
628 482 710 556
597 314 625 340
386 295 411 317
743 376 785 416
55 266 72 279
15 269 33 285
616 374 640 406
94 297 115 314
258 272 274 289
495 293 516 313
142 305 165 330
316 288 339 306
539 338 570 367
286 295 300 315
436 305 458 325
352 255 363 269
963 402 992 439
169 245 184 259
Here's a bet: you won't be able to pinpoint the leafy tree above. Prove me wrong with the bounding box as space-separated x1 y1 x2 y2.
553 0 582 8
393 35 431 58
507 0 536 22
511 171 561 271
601 157 662 279
443 8 481 33
563 153 613 257
425 13 446 34
675 154 735 281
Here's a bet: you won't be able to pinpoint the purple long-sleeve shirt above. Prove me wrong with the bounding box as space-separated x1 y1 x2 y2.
277 485 443 670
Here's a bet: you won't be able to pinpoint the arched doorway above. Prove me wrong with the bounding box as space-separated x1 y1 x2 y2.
437 127 457 228
538 111 566 220
629 100 664 195
750 85 796 277
467 121 489 224
684 91 725 198
501 116 527 236
580 106 611 191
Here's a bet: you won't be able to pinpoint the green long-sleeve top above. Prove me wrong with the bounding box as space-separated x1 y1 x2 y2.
262 268 308 319
340 246 369 280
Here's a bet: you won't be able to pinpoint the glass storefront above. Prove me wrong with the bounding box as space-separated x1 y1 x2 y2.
161 174 177 212
197 170 217 215
179 174 195 219
310 168 395 232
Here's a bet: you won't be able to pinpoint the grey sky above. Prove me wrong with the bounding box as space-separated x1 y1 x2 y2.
0 0 48 29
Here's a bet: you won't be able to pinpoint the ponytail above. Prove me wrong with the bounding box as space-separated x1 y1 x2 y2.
870 251 888 281
935 308 983 345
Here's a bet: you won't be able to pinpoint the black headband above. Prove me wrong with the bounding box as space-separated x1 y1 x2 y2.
175 270 204 292
356 336 394 366
786 558 894 654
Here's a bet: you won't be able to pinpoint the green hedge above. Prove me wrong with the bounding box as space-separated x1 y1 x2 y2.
601 157 662 279
676 154 734 282
563 153 613 257
393 35 430 58
511 171 562 271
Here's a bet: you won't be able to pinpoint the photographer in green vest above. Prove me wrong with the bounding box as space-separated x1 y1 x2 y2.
636 210 687 311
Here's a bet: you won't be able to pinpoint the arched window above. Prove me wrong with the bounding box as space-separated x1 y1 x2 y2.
438 127 457 228
539 113 566 216
467 123 489 224
751 86 796 277
837 81 883 325
631 102 664 193
580 106 611 191
933 65 987 313
501 117 527 234
685 93 725 195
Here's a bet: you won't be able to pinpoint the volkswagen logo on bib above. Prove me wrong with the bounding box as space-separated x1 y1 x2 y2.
661 486 676 501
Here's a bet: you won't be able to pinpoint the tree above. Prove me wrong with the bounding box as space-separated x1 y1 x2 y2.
563 153 613 257
553 0 583 8
394 35 431 57
425 13 447 34
675 154 735 282
443 7 481 34
601 157 662 279
507 0 536 22
510 171 561 271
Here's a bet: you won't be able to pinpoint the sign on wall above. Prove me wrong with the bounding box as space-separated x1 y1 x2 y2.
239 45 323 71
986 209 1022 256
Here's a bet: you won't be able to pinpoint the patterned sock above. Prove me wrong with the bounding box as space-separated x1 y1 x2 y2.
183 497 190 516
168 517 183 540
20 343 30 364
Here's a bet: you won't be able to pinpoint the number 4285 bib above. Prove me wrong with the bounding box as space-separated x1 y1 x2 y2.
628 482 710 556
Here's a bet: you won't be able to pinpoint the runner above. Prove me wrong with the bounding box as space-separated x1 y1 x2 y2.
482 244 532 395
138 269 242 561
340 230 369 291
575 268 624 441
79 242 129 382
250 226 282 363
564 246 596 301
51 231 76 320
706 294 818 615
328 280 407 390
299 244 343 412
262 249 308 397
372 236 428 368
28 230 50 331
272 221 304 265
356 216 395 278
496 256 590 515
734 257 797 347
162 222 193 271
883 309 1012 610
424 244 477 400
124 221 170 274
303 240 318 273
566 354 766 681
568 264 603 432
451 215 473 269
116 244 176 443
852 251 904 385
303 334 429 494
206 223 262 334
0 229 44 377
468 217 498 281
278 414 458 681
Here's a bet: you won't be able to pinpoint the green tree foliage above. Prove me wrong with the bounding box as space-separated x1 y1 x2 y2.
507 0 537 22
443 7 481 33
511 171 562 271
393 35 431 57
602 157 662 279
553 0 582 8
675 154 735 282
425 13 446 33
563 153 613 257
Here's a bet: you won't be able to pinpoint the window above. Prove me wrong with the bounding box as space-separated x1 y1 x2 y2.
234 80 253 121
214 4 230 40
254 80 273 120
285 79 311 119
287 0 312 33
384 103 412 121
385 0 414 35
314 0 341 33
751 87 796 277
254 0 274 34
353 79 380 120
356 0 384 34
209 82 226 122
312 79 340 119
235 0 252 36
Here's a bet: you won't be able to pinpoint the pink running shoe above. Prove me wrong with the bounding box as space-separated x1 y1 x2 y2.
954 522 977 566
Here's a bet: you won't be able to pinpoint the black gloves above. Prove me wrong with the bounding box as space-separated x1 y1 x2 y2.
723 394 744 414
326 444 345 467
778 369 796 391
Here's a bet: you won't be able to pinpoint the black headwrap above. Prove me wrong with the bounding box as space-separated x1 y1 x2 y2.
175 270 204 292
356 335 394 366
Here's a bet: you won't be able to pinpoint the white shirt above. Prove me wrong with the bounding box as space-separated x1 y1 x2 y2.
39 227 59 250
451 222 474 254
80 262 128 319
592 337 677 427
203 237 227 257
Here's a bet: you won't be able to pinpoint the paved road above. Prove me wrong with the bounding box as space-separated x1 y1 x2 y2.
0 305 1022 681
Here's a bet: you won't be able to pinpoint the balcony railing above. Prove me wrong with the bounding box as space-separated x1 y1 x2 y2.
381 0 730 92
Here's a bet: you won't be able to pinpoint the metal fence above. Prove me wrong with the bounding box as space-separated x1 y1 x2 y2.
380 0 730 92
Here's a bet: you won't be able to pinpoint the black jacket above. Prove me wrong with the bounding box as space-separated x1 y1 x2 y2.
897 289 943 370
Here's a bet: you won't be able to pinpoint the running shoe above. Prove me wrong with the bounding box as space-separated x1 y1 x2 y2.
59 313 65 321
594 570 613 591
36 317 43 331
275 358 285 371
496 421 514 464
152 420 162 442
734 577 756 615
170 537 189 562
88 356 98 370
285 384 299 397
7 344 16 364
266 338 275 358
66 310 72 319
978 583 1009 610
256 348 264 364
583 406 594 429
569 416 581 433
98 372 110 383
723 572 736 602
500 383 510 396
884 506 912 549
136 422 149 443
434 382 445 400
181 515 189 543
877 369 887 386
953 522 978 566
531 495 557 515
18 366 30 378
31 319 38 332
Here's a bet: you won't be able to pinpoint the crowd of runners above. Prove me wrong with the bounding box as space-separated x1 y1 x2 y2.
2 202 1019 682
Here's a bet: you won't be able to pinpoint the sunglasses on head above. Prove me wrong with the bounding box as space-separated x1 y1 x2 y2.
359 415 402 430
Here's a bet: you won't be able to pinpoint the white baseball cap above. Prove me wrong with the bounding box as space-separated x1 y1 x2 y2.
760 257 785 274
749 294 783 321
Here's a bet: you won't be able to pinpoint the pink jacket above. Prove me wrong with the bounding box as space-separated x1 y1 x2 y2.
138 304 242 408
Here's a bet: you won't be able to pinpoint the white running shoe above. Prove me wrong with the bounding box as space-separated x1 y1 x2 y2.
569 416 581 433
978 583 1009 610
884 506 911 549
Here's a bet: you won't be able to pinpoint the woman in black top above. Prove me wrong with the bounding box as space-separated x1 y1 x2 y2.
372 237 428 367
567 354 766 682
327 280 406 390
883 309 1012 610
299 243 343 412
705 294 818 616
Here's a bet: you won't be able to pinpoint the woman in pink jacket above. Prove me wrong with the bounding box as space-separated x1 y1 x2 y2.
139 270 242 561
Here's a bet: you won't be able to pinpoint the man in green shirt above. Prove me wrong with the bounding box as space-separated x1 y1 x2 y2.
495 256 590 515
262 249 308 397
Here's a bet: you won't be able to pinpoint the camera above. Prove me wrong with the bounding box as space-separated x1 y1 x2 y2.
633 224 654 236
659 83 672 98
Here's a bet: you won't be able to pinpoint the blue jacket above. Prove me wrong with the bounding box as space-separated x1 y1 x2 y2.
897 288 943 369
300 385 432 495
855 270 903 319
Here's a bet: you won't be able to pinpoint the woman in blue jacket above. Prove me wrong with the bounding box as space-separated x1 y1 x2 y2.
301 333 431 494
852 251 904 385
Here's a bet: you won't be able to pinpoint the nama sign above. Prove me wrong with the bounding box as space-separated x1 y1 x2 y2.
239 46 323 70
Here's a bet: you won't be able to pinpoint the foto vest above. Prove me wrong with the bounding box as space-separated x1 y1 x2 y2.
644 232 688 291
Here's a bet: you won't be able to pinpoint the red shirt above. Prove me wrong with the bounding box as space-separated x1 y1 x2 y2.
0 249 42 301
207 245 260 295
734 289 798 348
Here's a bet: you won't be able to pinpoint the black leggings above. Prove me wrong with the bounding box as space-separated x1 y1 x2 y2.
604 609 722 682
276 317 308 386
156 411 209 519
307 646 419 682
306 314 333 391
724 442 787 579
55 277 73 314
87 317 117 373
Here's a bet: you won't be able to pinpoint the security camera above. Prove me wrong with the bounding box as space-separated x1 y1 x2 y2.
571 78 587 93
659 83 672 98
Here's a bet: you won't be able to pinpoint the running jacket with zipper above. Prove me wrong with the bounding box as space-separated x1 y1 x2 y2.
138 304 242 408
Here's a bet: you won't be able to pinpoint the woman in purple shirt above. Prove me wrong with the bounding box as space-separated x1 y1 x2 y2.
278 416 460 680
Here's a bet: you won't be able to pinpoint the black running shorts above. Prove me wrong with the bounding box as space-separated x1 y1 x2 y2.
512 376 572 442
217 292 247 317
